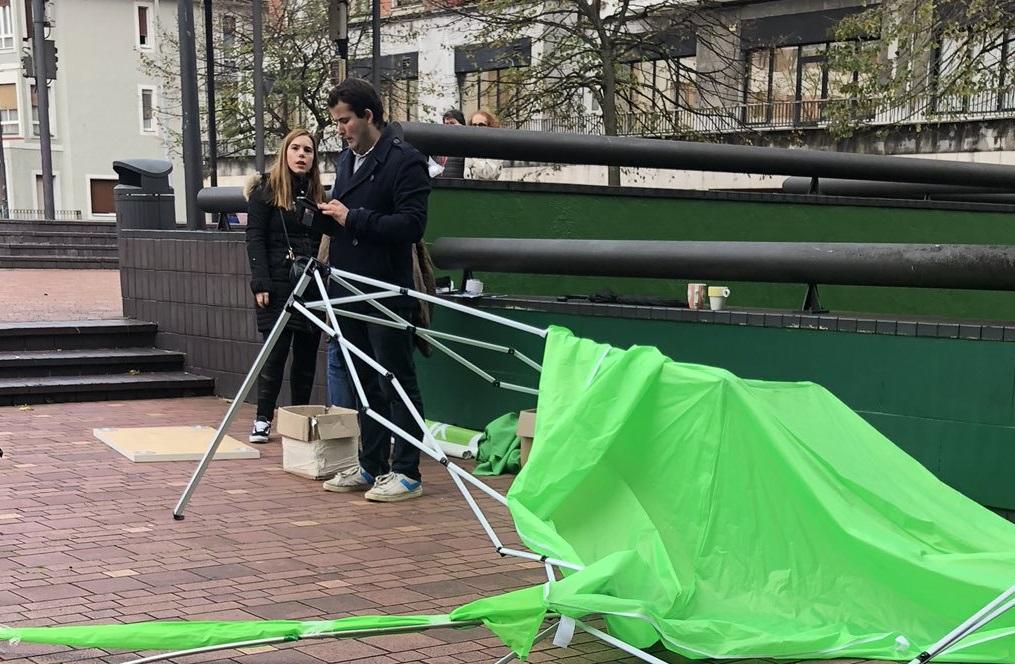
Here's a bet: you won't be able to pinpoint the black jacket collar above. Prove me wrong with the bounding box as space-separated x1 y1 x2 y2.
335 124 398 199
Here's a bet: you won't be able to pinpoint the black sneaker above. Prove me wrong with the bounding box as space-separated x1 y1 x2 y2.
249 418 271 444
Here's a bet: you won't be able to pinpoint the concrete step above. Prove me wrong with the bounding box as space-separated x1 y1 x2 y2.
0 371 214 406
0 347 186 377
0 319 157 351
0 220 116 234
0 243 118 258
0 255 118 269
0 230 119 246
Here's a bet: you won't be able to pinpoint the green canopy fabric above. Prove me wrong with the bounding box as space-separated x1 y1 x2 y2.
0 616 454 651
5 325 1015 662
474 411 522 476
497 326 1015 661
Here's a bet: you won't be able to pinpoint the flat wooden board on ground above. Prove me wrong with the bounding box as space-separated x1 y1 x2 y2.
93 425 260 462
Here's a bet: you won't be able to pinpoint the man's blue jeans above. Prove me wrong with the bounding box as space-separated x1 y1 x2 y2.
326 339 355 408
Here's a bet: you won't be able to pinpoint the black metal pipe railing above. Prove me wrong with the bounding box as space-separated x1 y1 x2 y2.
782 177 1015 203
397 122 1015 189
197 186 245 213
430 237 1015 291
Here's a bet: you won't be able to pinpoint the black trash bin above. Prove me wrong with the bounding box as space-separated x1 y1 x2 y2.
112 159 175 230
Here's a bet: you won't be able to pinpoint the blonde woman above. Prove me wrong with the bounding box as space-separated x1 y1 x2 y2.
244 128 324 443
466 110 503 180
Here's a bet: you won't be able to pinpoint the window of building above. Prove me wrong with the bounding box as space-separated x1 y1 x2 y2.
136 2 153 49
89 178 117 216
383 77 418 122
139 86 156 133
220 14 238 84
618 56 697 114
0 1 14 51
458 67 526 121
934 29 1015 113
34 173 61 210
222 13 236 49
744 42 857 125
0 83 17 135
391 0 422 8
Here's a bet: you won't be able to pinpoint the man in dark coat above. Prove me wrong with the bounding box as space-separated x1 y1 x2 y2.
317 78 430 502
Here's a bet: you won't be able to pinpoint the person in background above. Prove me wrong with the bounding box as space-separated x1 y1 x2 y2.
435 109 466 179
244 128 324 444
465 109 503 180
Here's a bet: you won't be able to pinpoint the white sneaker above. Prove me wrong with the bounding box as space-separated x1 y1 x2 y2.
365 473 422 503
249 418 271 444
323 466 374 493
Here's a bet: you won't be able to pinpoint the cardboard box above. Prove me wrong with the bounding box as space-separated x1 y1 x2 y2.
277 406 360 480
282 436 358 480
276 405 359 442
517 409 537 468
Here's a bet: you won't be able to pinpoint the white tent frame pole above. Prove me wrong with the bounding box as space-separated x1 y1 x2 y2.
493 621 560 664
575 620 671 664
321 273 541 389
172 270 314 520
305 301 543 370
327 267 548 338
172 261 672 664
119 620 482 664
909 582 1015 664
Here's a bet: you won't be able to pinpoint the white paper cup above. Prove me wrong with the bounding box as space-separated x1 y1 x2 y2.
707 286 730 298
707 286 730 311
687 283 706 310
465 279 484 295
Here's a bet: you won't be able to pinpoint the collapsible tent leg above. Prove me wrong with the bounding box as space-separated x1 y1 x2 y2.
119 620 482 664
492 621 560 664
908 582 1015 664
172 270 315 520
169 262 669 664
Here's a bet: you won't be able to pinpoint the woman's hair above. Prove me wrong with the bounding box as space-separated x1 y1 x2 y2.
469 110 500 128
443 108 466 125
266 128 324 209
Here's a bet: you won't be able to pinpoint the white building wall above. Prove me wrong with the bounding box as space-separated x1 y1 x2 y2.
0 0 247 222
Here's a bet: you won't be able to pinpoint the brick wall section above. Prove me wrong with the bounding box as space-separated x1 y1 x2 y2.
119 229 330 405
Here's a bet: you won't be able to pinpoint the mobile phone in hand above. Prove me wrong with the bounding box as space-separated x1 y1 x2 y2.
294 196 319 227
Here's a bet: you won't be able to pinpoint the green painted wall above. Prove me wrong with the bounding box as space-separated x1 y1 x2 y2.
417 306 1015 511
427 185 1015 321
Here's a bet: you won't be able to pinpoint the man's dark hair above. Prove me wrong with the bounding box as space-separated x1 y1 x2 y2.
327 78 385 128
443 108 466 125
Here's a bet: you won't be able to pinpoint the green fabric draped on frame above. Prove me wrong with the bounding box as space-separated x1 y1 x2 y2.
5 326 1015 661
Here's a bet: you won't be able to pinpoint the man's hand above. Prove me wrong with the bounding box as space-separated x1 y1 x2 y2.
255 292 270 308
319 200 349 226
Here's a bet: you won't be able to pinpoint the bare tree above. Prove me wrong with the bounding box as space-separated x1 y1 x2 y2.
142 0 365 165
827 0 1015 138
428 0 744 185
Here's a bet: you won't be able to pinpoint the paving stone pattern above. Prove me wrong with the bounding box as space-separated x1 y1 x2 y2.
0 396 664 663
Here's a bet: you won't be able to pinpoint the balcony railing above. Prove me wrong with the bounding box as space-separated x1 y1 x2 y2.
9 208 83 221
513 90 1015 138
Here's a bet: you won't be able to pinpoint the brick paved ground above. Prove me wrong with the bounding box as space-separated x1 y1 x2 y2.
0 270 122 322
0 396 666 664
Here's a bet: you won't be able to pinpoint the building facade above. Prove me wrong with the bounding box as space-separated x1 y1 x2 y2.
0 0 252 222
344 0 1015 188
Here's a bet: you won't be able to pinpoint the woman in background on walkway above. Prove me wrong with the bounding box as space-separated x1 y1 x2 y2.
244 128 324 443
434 109 466 179
465 110 503 181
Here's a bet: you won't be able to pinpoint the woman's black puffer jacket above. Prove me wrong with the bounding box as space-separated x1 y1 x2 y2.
244 173 322 333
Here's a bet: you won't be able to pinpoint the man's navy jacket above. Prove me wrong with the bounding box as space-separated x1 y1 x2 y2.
324 124 430 309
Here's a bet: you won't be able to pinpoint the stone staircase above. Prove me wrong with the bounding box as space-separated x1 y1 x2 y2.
0 219 118 269
0 319 214 405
